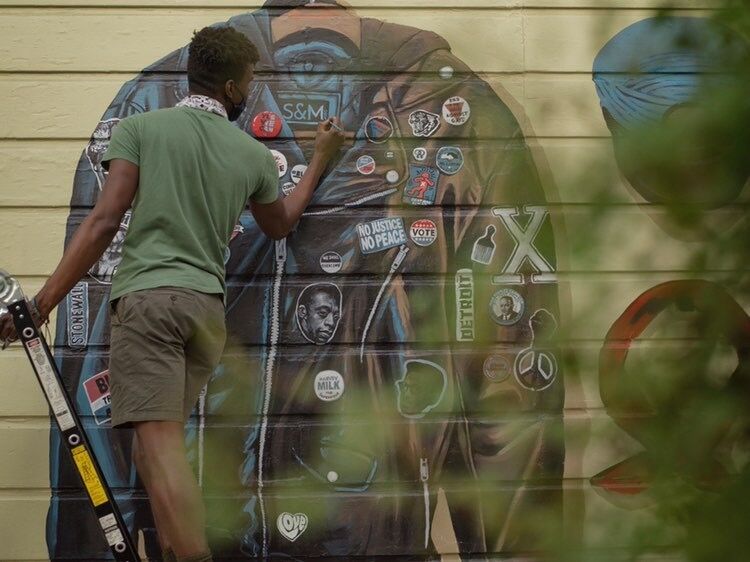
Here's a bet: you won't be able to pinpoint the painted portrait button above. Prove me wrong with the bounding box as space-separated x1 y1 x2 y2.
489 288 525 326
252 111 283 138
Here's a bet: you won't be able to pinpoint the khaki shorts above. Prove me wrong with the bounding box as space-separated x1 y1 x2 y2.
109 287 226 428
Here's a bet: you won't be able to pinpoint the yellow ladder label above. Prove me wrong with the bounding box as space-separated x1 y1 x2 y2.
72 445 108 507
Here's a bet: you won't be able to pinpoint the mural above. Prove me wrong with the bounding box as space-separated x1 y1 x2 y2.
15 1 749 559
34 3 750 560
49 1 563 560
592 18 750 512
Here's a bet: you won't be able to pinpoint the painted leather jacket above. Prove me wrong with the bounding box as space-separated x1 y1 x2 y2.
49 6 563 561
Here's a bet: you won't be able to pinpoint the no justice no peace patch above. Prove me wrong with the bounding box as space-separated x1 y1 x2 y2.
357 217 407 254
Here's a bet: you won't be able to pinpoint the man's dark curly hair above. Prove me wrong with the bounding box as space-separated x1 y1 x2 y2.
188 26 260 91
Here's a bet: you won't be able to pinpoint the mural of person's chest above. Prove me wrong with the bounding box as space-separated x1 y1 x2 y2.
224 22 464 352
239 91 451 276
230 84 447 274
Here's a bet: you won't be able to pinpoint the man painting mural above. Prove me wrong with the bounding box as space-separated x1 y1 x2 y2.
48 1 564 560
2 21 344 562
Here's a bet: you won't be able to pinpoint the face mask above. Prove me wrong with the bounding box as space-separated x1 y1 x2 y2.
227 86 247 122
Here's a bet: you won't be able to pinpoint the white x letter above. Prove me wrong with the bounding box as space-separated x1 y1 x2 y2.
491 206 556 284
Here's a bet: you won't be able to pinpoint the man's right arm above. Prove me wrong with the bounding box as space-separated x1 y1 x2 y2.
250 118 345 240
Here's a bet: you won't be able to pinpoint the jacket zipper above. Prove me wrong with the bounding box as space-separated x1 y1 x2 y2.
420 457 430 549
359 244 410 361
259 238 286 557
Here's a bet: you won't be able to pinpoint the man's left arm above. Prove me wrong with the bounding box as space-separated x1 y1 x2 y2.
0 159 138 342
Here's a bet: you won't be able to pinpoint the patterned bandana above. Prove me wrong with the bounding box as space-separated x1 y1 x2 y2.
176 95 228 119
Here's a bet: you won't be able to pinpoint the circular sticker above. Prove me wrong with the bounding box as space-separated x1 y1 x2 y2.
483 355 512 383
439 66 454 80
270 150 288 178
364 116 393 143
314 370 345 402
281 182 296 197
489 288 525 326
442 96 471 126
409 219 437 247
356 155 376 175
412 147 428 162
385 150 396 160
252 111 283 138
320 252 343 274
327 471 339 483
436 146 464 175
291 164 307 184
386 170 400 184
515 349 558 392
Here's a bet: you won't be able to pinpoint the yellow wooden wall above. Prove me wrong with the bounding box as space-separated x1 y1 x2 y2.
1 0 742 560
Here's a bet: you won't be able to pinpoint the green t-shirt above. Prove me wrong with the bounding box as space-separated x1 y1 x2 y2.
102 106 278 301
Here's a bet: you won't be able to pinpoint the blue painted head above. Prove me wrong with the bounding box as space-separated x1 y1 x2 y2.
592 17 750 209
593 16 744 129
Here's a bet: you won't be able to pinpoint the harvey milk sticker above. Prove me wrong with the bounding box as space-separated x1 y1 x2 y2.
357 217 407 254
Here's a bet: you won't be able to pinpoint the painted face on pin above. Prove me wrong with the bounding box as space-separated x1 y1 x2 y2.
296 283 343 345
